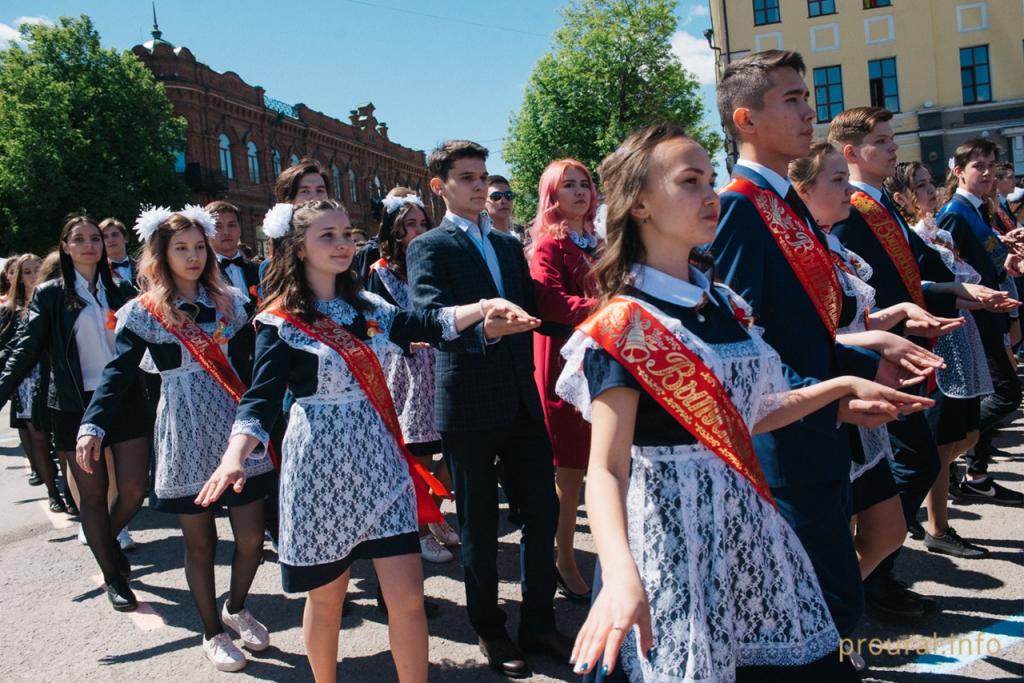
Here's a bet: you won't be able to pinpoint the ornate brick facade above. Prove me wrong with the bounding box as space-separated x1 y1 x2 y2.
132 28 433 251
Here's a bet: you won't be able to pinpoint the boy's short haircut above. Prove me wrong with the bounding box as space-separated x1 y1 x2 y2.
828 106 893 147
995 161 1015 175
98 217 127 238
487 174 510 187
204 200 241 221
428 140 488 180
716 50 806 138
274 158 330 203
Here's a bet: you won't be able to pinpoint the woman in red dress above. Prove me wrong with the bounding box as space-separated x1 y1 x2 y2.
529 158 600 602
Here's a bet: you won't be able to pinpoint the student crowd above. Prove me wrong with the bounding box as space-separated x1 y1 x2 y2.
1 48 1022 683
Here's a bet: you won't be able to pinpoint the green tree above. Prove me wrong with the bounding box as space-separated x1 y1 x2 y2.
504 0 720 220
0 15 187 255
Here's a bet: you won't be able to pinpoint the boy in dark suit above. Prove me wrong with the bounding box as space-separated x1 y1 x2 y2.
407 140 569 678
206 200 261 308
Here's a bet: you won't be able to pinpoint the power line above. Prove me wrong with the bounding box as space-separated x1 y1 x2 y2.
339 0 548 38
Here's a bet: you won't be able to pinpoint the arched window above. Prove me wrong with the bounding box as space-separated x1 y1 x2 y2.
331 164 343 201
218 133 233 179
348 168 359 204
271 149 282 179
289 153 300 167
373 175 383 199
246 141 260 184
173 149 186 173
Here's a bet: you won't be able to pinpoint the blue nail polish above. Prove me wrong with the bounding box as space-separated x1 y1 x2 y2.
579 662 589 672
600 664 610 675
646 648 654 662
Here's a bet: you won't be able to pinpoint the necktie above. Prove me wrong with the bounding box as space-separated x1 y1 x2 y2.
111 258 131 269
220 256 246 270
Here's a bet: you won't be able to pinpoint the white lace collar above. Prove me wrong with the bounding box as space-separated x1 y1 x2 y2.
172 283 215 309
629 263 711 308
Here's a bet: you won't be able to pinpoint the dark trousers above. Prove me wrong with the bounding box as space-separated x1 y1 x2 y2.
868 411 940 582
441 407 559 640
773 479 863 638
967 332 1022 474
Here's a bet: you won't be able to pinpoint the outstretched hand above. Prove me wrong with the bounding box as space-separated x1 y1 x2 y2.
482 298 541 340
901 303 963 338
570 571 653 677
194 456 246 507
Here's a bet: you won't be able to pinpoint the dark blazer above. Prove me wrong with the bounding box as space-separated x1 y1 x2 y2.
711 165 879 487
407 216 544 432
0 277 138 412
831 194 957 321
937 194 1009 338
219 256 261 309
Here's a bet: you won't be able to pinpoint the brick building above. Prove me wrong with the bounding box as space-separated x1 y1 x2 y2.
132 19 433 252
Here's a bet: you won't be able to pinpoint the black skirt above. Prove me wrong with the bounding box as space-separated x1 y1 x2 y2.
281 531 420 593
151 470 278 515
851 457 898 514
927 394 981 446
51 390 153 451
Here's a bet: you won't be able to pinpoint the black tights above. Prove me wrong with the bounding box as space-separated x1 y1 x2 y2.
179 498 265 638
21 424 60 499
65 437 150 582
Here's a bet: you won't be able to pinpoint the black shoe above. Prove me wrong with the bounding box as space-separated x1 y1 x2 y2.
556 571 592 604
374 584 441 619
954 477 1024 506
64 497 79 517
518 628 574 662
48 494 67 513
924 526 988 559
479 634 529 678
112 542 131 578
864 573 924 620
105 576 138 612
891 577 938 613
27 470 42 486
907 519 925 541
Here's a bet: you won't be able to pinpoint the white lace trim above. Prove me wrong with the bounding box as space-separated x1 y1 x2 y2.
77 422 105 441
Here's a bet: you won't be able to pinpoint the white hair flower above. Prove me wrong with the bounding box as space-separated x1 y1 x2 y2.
262 203 294 239
179 204 218 238
381 194 425 215
133 205 174 243
1008 187 1024 203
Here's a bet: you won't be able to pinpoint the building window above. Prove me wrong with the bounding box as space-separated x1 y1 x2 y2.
331 165 343 201
863 0 891 8
348 168 359 204
868 57 900 112
272 149 282 179
373 175 383 199
289 153 300 167
218 133 233 179
174 150 186 173
813 65 844 123
246 141 260 184
753 0 780 25
960 45 991 104
808 0 835 17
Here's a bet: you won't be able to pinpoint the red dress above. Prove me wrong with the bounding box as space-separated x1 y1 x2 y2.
530 233 598 470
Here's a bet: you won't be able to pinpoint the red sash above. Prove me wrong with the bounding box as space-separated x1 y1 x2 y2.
850 192 926 310
995 206 1017 235
578 298 775 507
725 177 841 339
138 294 280 467
266 308 449 524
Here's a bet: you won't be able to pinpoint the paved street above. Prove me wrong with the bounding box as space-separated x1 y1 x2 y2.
0 401 1020 682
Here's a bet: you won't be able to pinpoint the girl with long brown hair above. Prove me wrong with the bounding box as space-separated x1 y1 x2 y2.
77 206 275 671
558 123 932 681
0 214 150 612
196 199 538 682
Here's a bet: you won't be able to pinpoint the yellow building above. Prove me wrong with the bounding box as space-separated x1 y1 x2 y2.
707 0 1024 179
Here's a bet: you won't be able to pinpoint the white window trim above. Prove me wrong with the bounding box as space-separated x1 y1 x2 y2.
957 2 989 33
810 23 840 52
864 15 895 45
754 31 784 52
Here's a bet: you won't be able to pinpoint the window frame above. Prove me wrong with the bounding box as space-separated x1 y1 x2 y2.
863 0 892 9
347 167 359 204
218 133 234 180
808 0 836 17
960 44 992 105
271 149 282 179
246 141 260 184
753 0 781 26
813 65 845 123
331 165 343 201
868 57 900 113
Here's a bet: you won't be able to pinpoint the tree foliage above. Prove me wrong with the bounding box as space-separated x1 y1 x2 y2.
504 0 720 221
0 15 187 255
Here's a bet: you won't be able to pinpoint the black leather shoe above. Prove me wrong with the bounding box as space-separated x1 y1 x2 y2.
556 571 592 604
63 496 79 517
375 584 441 619
893 578 938 613
907 519 925 541
27 470 43 486
864 574 924 620
924 526 988 559
48 495 67 513
105 576 138 612
479 635 529 678
112 542 131 578
518 628 574 662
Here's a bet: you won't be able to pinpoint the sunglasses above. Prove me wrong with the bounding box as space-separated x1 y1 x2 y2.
489 190 515 201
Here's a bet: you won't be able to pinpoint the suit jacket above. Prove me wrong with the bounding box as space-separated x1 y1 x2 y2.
711 164 879 487
407 216 544 432
831 195 957 322
219 256 261 310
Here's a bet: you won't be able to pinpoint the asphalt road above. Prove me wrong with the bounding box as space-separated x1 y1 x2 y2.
0 402 1019 682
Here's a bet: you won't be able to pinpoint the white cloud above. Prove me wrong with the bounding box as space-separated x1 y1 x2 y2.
0 16 53 49
671 31 716 86
682 4 710 26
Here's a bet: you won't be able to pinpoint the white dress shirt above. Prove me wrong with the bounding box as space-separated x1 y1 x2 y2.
218 251 248 292
446 211 505 297
72 271 117 392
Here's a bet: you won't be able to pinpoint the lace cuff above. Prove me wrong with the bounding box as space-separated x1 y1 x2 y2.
555 330 602 422
77 423 106 442
438 306 459 341
230 418 270 455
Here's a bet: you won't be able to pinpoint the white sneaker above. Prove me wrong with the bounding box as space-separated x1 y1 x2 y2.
202 632 247 672
428 520 460 547
77 524 88 546
221 603 270 652
419 534 454 563
117 528 135 551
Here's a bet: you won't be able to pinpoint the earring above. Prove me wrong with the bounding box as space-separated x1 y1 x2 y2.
642 216 649 224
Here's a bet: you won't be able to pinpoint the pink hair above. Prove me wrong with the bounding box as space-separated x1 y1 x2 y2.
530 159 599 243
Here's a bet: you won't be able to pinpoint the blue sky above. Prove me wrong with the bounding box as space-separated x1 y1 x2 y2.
0 0 720 177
